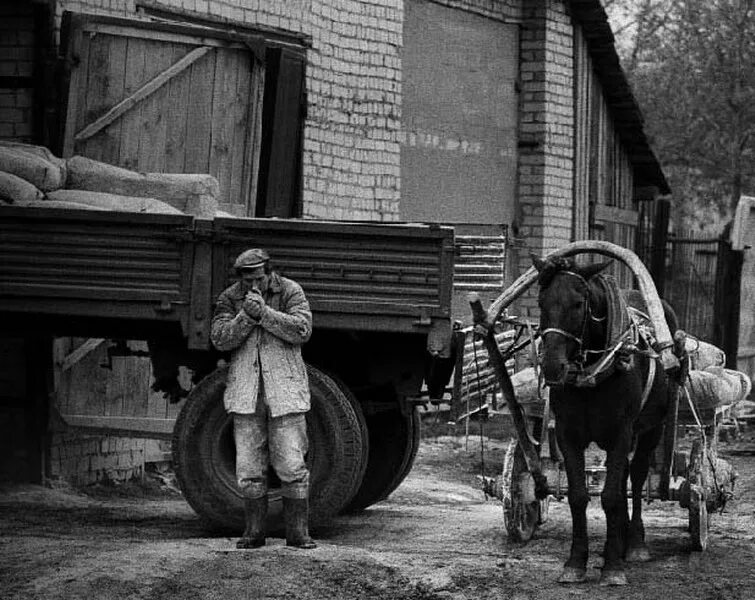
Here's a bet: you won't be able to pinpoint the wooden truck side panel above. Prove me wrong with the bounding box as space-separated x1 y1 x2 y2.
211 216 455 333
0 206 195 340
0 207 455 347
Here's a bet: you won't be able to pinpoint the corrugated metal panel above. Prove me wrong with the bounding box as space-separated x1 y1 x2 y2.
0 207 193 303
449 231 524 414
454 233 506 294
214 218 454 317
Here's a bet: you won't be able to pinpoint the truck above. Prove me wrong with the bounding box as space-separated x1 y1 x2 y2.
0 204 455 530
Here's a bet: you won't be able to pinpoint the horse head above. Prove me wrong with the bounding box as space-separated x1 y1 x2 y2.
532 256 612 386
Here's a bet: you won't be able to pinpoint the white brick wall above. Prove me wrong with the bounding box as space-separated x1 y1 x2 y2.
49 432 146 486
516 0 575 315
304 0 403 221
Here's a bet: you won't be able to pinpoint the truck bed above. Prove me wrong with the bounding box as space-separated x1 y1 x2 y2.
0 206 454 348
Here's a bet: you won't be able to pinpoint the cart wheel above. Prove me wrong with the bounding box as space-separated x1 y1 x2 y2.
502 438 541 542
689 484 709 551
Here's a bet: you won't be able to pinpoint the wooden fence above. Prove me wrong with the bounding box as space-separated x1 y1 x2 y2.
664 233 720 343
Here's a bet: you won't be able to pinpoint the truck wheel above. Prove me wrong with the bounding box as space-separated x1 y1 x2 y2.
375 407 421 503
342 406 421 512
308 368 368 517
319 371 369 506
172 364 366 532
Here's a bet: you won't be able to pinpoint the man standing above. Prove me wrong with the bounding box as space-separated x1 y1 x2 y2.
210 248 316 550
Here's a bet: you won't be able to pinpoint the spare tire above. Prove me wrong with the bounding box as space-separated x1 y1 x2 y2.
172 364 366 532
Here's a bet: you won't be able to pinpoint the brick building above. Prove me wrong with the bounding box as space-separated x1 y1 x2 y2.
0 0 668 485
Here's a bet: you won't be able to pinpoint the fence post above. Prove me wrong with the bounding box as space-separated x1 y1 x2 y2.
713 234 744 369
650 198 670 297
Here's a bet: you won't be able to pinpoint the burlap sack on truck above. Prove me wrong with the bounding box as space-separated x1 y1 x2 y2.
65 156 219 217
47 190 184 214
0 171 45 204
0 141 67 169
0 143 66 192
11 199 110 211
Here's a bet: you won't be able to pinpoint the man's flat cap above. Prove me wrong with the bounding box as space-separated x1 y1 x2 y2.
234 248 270 270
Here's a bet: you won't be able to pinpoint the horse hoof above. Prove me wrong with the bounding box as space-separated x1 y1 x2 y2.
236 537 265 549
599 570 628 586
625 546 651 563
558 567 587 584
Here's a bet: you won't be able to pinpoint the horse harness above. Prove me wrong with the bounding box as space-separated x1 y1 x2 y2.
540 270 659 412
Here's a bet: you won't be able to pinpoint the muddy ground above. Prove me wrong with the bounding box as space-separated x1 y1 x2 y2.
1 417 755 600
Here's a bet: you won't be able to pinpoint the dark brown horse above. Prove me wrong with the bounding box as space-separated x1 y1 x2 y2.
534 256 678 586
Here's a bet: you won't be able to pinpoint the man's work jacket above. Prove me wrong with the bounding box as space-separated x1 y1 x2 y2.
210 272 312 417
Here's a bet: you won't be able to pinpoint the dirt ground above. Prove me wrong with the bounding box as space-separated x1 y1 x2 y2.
2 417 755 600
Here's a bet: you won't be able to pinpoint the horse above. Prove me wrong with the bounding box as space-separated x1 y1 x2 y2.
533 256 679 586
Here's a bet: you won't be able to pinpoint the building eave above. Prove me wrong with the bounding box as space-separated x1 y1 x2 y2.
570 0 670 195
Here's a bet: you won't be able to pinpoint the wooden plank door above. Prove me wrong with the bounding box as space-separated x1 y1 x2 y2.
62 13 265 216
590 204 639 288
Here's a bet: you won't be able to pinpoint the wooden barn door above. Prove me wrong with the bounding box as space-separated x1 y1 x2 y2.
61 13 266 216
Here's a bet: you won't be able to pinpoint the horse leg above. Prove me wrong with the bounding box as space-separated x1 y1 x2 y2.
625 427 662 562
556 430 590 584
621 457 630 547
599 439 632 586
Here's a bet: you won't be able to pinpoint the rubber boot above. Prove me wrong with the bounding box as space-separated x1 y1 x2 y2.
283 497 317 549
236 496 267 549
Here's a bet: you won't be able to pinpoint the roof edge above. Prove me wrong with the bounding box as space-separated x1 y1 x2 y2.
569 0 670 195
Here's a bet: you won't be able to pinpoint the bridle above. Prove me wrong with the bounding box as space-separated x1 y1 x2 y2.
540 269 658 404
539 270 605 364
539 268 660 405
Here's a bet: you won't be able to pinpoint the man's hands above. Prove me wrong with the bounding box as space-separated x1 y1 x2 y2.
243 290 266 319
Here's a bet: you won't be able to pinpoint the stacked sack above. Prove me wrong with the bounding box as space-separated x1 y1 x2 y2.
680 337 752 423
0 142 221 218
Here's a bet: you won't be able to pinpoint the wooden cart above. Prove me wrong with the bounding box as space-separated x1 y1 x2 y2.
470 241 739 551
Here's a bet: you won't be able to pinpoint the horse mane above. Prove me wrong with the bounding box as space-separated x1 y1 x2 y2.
536 257 578 290
536 257 614 330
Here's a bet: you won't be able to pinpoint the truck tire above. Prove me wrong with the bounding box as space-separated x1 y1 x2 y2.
376 407 421 502
320 372 369 507
172 364 366 532
342 406 421 512
309 368 369 516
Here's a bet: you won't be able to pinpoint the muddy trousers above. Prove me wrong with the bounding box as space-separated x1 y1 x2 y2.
232 409 309 500
234 408 315 549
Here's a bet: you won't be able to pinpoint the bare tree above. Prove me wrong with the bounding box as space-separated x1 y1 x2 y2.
604 0 673 75
604 0 755 230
